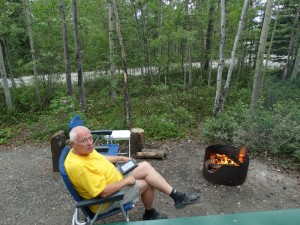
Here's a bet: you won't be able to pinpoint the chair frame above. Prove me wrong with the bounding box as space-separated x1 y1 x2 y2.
59 146 133 225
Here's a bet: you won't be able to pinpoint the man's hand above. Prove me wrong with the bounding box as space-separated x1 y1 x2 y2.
125 175 136 186
100 175 136 198
106 155 131 163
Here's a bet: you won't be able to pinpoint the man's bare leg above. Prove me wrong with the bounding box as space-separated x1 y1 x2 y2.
136 179 154 210
132 161 173 195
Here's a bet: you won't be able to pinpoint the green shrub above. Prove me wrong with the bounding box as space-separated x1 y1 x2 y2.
137 114 183 140
50 95 78 114
0 128 12 144
172 106 196 128
233 100 300 160
202 101 249 143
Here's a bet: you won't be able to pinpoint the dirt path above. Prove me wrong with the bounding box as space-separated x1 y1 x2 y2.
1 140 299 225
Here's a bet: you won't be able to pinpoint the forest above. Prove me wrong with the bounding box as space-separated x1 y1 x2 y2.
0 0 300 168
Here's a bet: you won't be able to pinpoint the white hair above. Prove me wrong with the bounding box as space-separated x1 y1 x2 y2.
69 126 90 142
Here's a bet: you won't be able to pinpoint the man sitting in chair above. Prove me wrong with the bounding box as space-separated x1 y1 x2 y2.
65 126 201 220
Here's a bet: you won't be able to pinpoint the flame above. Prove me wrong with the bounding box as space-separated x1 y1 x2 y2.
238 145 247 163
210 153 239 166
210 145 247 166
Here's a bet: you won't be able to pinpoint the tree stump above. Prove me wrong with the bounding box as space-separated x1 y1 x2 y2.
130 128 145 156
50 130 66 172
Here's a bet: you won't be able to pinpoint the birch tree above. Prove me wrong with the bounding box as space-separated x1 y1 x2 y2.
72 0 86 111
0 43 12 110
213 0 226 116
23 0 41 106
1 39 16 89
262 1 280 84
251 0 274 108
218 0 249 113
59 0 72 96
112 0 132 129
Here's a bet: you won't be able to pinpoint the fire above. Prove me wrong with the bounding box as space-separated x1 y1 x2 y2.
237 145 247 163
210 145 247 166
210 153 239 166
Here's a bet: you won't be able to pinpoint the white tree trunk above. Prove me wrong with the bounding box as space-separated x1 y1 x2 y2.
59 0 72 96
219 0 249 112
0 43 13 110
23 0 41 106
251 0 274 108
213 0 226 116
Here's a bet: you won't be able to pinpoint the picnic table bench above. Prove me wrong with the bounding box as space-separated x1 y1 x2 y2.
107 208 300 225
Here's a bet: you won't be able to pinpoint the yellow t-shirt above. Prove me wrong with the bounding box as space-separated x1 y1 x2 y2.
64 149 123 213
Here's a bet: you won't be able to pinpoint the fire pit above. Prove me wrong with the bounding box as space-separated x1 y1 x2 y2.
202 144 249 186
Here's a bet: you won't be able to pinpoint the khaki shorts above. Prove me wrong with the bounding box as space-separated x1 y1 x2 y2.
102 174 140 213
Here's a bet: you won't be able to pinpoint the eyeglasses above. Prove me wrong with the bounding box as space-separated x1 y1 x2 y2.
76 136 93 144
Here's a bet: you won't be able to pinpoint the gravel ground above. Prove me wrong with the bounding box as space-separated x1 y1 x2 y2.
1 140 300 225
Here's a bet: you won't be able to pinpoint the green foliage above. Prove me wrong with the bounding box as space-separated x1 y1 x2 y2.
0 128 12 144
11 86 39 112
232 100 300 161
202 101 249 143
137 114 183 140
49 95 78 114
30 113 72 142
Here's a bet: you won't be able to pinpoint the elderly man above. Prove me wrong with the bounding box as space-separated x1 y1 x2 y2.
65 126 201 220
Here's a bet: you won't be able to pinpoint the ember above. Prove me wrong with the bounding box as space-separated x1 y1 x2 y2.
210 153 239 166
209 145 247 166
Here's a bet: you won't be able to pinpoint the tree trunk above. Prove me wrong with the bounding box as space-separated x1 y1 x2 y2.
59 0 72 96
203 4 215 72
112 0 132 129
290 45 300 81
282 7 299 80
109 2 117 102
130 0 145 78
137 2 153 84
262 2 280 89
23 0 41 107
251 0 274 108
72 0 87 111
219 0 249 112
1 39 16 90
0 43 13 110
131 128 145 156
157 2 163 82
213 0 226 116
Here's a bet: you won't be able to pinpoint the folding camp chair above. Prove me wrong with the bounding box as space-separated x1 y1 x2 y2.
59 146 134 225
68 115 119 156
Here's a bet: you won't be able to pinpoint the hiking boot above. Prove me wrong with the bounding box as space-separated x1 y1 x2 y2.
142 209 168 220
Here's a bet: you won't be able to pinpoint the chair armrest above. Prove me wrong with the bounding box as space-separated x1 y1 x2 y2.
76 191 125 208
94 146 109 152
91 130 113 136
